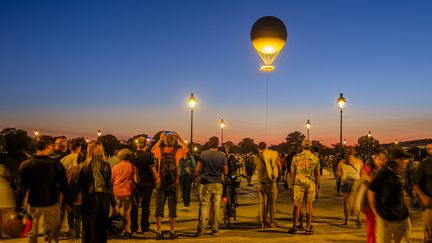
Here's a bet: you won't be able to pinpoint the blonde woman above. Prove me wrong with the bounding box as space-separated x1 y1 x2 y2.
72 141 119 243
336 147 363 227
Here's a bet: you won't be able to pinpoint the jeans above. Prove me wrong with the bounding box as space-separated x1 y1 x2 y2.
198 183 223 231
28 204 61 243
258 182 278 224
131 183 154 232
67 205 82 238
82 194 110 243
422 208 432 243
376 215 411 243
180 174 194 207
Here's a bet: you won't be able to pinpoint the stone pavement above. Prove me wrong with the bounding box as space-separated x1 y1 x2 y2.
2 169 424 242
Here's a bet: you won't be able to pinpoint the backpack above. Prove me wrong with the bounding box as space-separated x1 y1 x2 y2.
159 148 177 186
181 153 194 175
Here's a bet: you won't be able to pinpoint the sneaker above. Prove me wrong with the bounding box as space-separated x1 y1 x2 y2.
123 232 132 240
169 231 178 239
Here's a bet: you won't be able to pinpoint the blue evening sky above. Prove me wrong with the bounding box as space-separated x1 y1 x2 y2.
0 1 431 145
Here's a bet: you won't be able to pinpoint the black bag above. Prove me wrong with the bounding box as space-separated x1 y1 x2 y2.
159 148 177 187
107 215 125 234
181 153 194 175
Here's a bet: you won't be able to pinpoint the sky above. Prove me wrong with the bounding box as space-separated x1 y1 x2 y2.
0 1 431 146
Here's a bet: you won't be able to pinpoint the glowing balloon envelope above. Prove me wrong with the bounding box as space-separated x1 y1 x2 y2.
250 16 288 72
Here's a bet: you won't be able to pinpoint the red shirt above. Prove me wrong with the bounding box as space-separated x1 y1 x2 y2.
112 161 138 197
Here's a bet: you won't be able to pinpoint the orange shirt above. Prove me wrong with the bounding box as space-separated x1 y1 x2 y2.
112 161 138 197
153 147 185 184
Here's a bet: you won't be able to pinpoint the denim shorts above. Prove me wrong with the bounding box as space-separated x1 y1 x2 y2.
154 183 178 218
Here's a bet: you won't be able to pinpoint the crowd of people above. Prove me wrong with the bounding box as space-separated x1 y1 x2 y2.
0 131 431 243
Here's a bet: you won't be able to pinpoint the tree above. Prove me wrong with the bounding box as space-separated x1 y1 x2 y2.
238 138 258 154
284 131 306 154
0 128 33 155
356 135 380 159
98 134 123 156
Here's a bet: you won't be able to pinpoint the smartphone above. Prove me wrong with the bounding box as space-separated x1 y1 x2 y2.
165 131 174 135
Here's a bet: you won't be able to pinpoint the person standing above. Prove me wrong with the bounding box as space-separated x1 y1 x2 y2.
72 141 119 243
15 135 73 243
362 148 388 243
60 138 84 238
245 154 255 186
131 137 157 234
413 143 432 242
179 151 196 208
151 132 188 240
112 149 139 239
196 136 228 236
254 142 279 229
289 139 320 235
368 147 412 243
336 147 363 226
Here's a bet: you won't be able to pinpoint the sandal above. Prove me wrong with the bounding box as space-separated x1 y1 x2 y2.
305 228 313 235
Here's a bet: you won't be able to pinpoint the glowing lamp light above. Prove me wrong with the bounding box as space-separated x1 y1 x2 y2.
220 119 225 129
194 147 198 152
337 93 347 110
306 119 311 129
187 93 197 110
395 139 399 145
368 131 372 138
97 130 101 137
343 139 347 145
184 139 188 144
86 137 89 143
34 129 39 137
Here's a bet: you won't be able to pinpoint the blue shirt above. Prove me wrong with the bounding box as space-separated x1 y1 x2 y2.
199 150 227 184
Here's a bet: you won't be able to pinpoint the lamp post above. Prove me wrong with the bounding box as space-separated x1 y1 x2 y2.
97 129 101 137
395 139 399 145
306 119 311 140
86 137 89 143
187 93 197 150
220 119 225 145
337 93 347 155
367 131 372 160
34 129 39 137
343 139 347 146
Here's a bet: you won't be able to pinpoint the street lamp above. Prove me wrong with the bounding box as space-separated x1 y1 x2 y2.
220 119 225 145
34 129 39 137
395 139 399 145
187 93 197 150
367 131 372 161
306 119 311 140
97 129 101 137
343 139 347 145
337 93 347 155
86 137 89 143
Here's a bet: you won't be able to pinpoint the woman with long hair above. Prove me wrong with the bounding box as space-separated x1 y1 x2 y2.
336 147 363 227
362 148 388 243
72 141 119 243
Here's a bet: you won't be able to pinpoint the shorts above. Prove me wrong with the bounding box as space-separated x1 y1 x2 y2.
342 179 356 193
155 183 178 218
293 180 316 206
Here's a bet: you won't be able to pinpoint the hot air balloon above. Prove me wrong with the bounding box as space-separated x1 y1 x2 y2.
250 16 288 72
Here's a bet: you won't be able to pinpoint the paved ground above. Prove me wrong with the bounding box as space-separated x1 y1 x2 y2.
2 169 424 242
